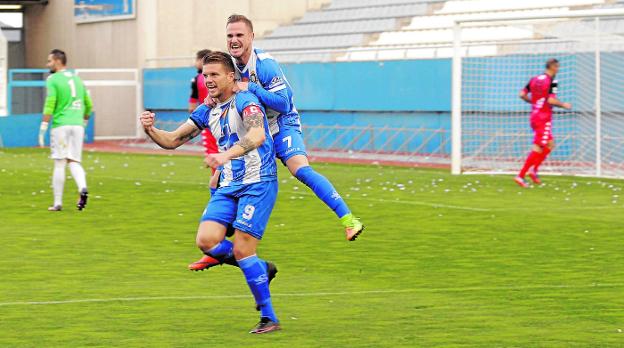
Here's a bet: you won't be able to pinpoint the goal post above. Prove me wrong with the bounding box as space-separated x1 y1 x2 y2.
451 9 624 178
74 69 142 140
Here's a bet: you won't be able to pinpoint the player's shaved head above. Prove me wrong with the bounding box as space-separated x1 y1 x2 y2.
50 49 67 65
194 49 212 70
546 58 559 69
227 14 253 32
545 58 560 76
196 49 212 60
47 49 67 73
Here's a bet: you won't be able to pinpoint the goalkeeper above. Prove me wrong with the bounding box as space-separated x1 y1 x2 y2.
39 49 92 211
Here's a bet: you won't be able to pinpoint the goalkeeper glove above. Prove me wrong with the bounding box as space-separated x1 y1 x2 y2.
38 122 49 147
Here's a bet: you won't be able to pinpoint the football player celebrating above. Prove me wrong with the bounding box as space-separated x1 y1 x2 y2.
141 52 281 333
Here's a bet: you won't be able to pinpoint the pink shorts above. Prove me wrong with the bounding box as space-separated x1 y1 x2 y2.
531 121 553 147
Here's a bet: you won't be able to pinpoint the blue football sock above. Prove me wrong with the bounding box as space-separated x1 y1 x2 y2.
238 255 278 322
206 239 233 259
295 166 350 218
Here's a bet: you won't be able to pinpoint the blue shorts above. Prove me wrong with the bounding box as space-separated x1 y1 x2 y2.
201 180 278 240
273 125 307 164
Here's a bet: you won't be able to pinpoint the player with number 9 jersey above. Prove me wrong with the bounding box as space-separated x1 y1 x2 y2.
188 91 277 190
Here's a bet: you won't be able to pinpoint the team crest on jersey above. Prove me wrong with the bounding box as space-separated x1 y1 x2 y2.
249 72 258 83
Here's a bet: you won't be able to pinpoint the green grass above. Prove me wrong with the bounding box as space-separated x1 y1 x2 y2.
1 147 623 347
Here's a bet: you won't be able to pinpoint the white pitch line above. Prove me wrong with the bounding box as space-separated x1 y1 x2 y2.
1 283 622 307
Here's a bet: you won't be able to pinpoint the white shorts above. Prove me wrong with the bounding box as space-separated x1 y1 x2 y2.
50 125 84 162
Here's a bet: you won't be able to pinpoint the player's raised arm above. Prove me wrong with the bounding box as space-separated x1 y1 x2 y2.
139 111 201 149
239 60 290 114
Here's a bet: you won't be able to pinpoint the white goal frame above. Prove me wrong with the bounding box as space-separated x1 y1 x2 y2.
75 68 142 140
451 8 624 177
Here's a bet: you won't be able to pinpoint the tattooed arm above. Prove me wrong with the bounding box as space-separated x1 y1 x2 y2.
204 104 266 169
140 111 202 150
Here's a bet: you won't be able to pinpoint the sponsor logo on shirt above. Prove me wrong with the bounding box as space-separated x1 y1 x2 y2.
71 100 83 109
268 76 283 89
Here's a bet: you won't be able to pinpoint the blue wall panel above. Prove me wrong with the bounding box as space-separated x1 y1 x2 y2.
0 113 95 147
143 60 452 112
281 60 451 111
143 67 196 110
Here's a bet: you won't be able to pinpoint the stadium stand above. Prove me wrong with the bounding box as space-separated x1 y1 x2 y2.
254 1 439 61
257 0 620 62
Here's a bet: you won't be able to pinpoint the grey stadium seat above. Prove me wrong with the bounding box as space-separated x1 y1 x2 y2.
297 3 429 24
269 19 398 38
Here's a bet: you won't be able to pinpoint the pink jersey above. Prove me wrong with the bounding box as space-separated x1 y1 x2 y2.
189 71 209 104
522 73 558 123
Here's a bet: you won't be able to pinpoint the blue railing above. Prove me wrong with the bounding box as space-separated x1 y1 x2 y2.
7 69 48 115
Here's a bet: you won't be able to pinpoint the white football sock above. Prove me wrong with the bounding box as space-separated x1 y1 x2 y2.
53 159 67 207
68 161 87 192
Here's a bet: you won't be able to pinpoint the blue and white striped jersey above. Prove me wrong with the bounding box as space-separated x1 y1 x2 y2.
188 91 277 187
233 47 300 135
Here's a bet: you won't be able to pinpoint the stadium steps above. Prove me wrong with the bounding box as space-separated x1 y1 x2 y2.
338 0 613 61
436 0 606 14
255 0 441 58
260 0 621 62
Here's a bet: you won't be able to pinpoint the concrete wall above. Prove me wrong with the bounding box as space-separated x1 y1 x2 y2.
24 0 330 69
24 1 139 68
149 0 330 67
21 0 328 137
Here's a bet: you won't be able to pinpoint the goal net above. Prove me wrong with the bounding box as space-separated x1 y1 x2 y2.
452 10 624 178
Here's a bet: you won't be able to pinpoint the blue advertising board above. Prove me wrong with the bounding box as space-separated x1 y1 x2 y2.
74 0 135 23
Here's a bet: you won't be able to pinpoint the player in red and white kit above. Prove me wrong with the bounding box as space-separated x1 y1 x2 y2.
515 58 572 187
189 49 219 171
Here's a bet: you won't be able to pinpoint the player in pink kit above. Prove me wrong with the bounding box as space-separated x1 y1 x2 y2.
515 59 572 188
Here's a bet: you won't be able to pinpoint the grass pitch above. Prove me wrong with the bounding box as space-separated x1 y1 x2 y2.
1 147 623 347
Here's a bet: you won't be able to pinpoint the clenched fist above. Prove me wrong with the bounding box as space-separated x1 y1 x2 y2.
140 111 155 131
204 153 229 169
203 96 217 108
